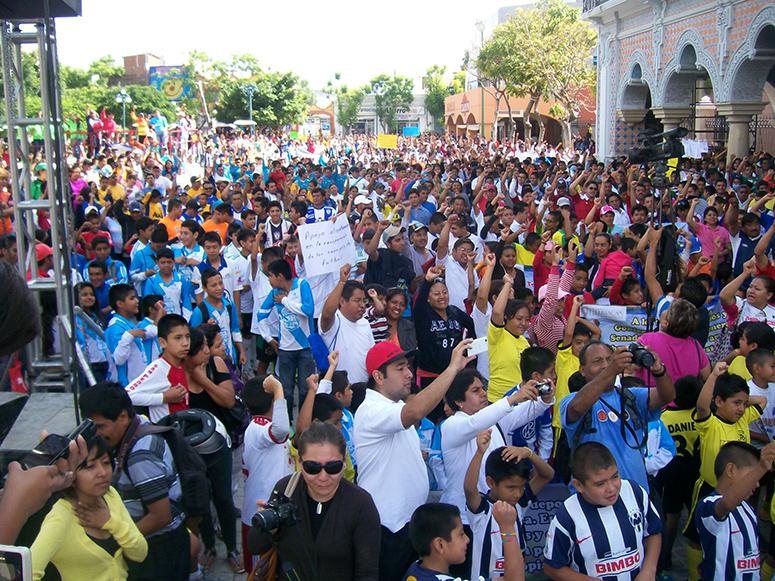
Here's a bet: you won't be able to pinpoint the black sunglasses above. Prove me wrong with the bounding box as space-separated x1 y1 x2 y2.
301 460 344 475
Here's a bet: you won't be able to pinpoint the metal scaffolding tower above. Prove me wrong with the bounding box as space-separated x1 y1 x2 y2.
0 17 79 392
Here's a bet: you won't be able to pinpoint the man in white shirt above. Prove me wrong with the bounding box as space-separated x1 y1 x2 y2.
435 215 479 312
319 264 374 384
354 338 474 581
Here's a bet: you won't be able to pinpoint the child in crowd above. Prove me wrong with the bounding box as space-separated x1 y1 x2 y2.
127 216 155 260
241 374 292 573
747 348 775 444
137 294 164 364
465 431 554 581
104 284 147 386
656 376 702 573
83 235 128 283
143 247 195 318
365 284 390 342
74 281 111 382
197 231 238 304
696 442 775 580
190 269 244 365
684 362 767 580
544 442 662 580
129 225 168 295
250 245 283 374
727 321 775 381
173 219 204 287
85 261 114 316
313 352 357 470
124 314 190 421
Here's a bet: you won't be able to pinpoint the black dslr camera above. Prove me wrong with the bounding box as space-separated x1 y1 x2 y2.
252 488 298 532
627 343 655 369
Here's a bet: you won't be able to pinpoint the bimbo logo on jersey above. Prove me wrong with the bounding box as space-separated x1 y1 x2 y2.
595 548 640 575
737 555 760 572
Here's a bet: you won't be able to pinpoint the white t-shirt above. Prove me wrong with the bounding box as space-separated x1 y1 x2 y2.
735 296 775 328
748 379 775 444
321 310 374 384
227 253 252 314
472 303 491 379
241 414 293 526
353 389 429 532
437 255 479 312
250 261 278 338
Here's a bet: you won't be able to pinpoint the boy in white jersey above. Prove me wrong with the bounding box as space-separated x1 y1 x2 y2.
544 442 662 580
747 349 775 444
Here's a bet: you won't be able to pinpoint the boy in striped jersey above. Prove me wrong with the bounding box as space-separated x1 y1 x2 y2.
544 442 662 580
696 441 775 581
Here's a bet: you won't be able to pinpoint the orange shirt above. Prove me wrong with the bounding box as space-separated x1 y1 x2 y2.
158 216 182 241
202 219 228 244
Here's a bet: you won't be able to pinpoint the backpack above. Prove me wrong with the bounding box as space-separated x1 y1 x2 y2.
121 421 211 519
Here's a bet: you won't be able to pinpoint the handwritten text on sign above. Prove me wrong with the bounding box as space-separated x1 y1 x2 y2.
297 214 357 277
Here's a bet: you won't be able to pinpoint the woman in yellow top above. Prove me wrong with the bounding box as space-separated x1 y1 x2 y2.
31 436 148 580
487 273 532 402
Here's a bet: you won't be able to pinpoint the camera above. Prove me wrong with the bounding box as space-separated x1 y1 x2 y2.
627 343 655 370
535 382 552 397
251 488 298 532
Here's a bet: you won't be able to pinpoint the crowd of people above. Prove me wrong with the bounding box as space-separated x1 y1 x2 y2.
1 111 775 581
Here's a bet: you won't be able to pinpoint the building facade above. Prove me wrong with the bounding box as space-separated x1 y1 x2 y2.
585 0 775 162
347 94 434 135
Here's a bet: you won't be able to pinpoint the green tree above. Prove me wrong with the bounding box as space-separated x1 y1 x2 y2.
86 56 123 87
450 70 467 95
216 71 310 129
324 75 367 133
475 31 516 140
369 74 414 133
423 65 449 131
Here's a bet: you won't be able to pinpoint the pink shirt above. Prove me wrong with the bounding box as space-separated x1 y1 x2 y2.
694 222 730 258
592 250 632 289
635 331 709 386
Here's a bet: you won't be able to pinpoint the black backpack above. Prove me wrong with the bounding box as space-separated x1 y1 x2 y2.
122 422 211 519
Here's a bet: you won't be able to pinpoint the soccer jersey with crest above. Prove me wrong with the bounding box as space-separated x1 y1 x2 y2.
544 479 661 580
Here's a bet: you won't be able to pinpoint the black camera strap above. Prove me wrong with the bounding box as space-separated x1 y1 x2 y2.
598 386 647 451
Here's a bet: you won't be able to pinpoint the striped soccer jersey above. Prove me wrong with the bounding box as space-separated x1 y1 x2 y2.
696 494 760 581
543 479 661 580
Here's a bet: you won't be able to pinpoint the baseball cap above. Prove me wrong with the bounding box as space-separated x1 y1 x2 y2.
537 283 570 303
601 205 615 215
557 197 572 208
353 194 372 206
408 221 428 234
128 201 143 213
35 243 52 262
84 205 100 217
190 176 202 185
366 341 413 376
381 225 405 245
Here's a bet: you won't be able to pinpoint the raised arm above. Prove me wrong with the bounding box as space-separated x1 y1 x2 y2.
644 227 665 303
476 252 497 313
562 295 584 347
320 264 350 333
696 362 725 421
566 347 631 424
435 214 454 261
715 443 775 520
725 196 740 237
464 430 491 510
720 258 756 306
490 273 513 326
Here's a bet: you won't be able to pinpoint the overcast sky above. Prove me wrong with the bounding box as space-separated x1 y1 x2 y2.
54 0 522 92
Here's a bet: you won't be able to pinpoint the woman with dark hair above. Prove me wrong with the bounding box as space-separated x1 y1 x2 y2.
636 298 711 386
248 421 380 581
492 242 526 288
185 325 244 573
720 258 775 329
383 287 417 351
30 436 148 580
413 264 475 393
75 281 111 382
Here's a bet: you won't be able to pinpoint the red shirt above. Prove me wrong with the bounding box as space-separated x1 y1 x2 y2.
164 356 189 415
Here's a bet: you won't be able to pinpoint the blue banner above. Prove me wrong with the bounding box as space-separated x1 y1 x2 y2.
402 126 420 137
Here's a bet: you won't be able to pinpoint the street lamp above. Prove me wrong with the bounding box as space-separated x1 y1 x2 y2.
115 88 132 134
243 84 257 134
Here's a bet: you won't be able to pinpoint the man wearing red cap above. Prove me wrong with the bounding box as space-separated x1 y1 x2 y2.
354 338 474 581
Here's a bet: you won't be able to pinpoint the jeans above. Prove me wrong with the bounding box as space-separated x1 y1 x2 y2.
277 348 315 419
199 444 237 553
127 524 190 581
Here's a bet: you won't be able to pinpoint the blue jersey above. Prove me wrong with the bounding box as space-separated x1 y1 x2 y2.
173 244 204 286
561 387 653 492
189 297 242 361
83 257 128 284
137 317 160 364
696 494 760 581
104 314 147 386
143 272 195 318
129 245 159 294
256 278 314 351
544 479 661 580
401 561 455 581
305 205 334 224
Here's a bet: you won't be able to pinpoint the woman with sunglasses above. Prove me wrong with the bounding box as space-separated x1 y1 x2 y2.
248 421 380 581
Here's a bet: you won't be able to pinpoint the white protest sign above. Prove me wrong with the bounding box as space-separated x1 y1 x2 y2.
297 213 357 277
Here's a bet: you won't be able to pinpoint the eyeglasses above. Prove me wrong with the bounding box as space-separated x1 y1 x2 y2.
301 460 344 475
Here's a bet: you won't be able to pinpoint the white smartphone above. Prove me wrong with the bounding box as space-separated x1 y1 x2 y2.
0 545 31 581
466 336 488 357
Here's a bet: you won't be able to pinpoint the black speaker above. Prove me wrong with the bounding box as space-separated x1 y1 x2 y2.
0 0 82 19
0 392 28 446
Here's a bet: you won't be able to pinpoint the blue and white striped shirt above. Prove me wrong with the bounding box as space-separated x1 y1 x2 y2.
544 479 661 580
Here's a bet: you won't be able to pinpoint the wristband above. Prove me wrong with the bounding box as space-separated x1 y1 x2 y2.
652 365 667 378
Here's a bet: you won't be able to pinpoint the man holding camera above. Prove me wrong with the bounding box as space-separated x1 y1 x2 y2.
561 341 675 492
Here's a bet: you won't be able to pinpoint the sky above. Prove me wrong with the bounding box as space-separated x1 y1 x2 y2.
54 0 522 93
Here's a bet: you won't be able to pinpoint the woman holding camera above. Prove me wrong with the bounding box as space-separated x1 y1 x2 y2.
30 436 148 580
248 421 380 581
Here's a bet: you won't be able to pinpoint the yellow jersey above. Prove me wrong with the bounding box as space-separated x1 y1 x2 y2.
695 406 761 486
553 344 579 429
728 355 752 381
487 322 529 402
515 244 535 266
661 407 699 460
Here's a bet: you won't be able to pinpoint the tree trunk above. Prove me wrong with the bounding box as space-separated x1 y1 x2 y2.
505 99 515 141
561 119 573 151
534 113 545 144
492 95 501 140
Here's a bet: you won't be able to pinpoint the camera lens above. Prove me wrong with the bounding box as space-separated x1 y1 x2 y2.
252 508 280 532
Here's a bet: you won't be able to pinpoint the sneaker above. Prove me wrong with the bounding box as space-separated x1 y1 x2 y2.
228 550 246 574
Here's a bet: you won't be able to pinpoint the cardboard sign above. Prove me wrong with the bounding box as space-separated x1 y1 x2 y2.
297 213 357 277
